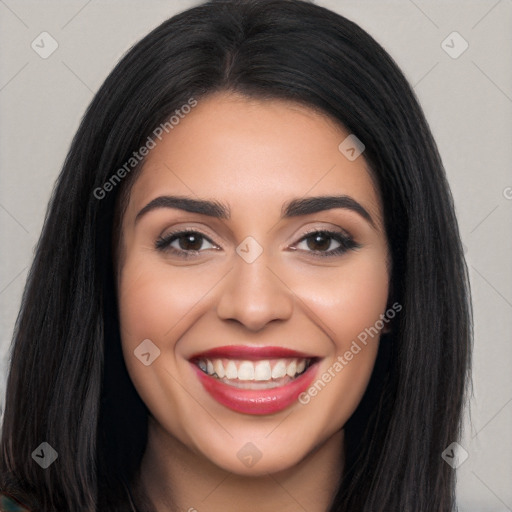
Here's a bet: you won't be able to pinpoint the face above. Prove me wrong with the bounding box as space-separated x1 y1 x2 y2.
116 91 390 476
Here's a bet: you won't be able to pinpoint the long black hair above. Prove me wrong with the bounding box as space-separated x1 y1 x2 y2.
0 0 472 510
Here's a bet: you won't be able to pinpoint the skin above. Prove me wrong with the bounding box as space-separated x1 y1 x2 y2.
116 91 390 512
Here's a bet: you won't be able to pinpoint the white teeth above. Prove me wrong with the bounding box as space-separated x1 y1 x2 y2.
238 361 255 381
271 361 287 379
213 359 225 378
286 360 297 377
254 361 272 380
197 357 311 382
225 361 238 379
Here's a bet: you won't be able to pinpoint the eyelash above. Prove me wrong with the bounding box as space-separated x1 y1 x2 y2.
155 229 361 259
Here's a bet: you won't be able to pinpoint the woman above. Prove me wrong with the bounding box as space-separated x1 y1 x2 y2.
0 0 472 510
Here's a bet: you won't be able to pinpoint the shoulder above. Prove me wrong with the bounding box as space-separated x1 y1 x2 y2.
0 491 31 511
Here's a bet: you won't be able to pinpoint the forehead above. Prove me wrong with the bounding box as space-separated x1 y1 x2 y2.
125 92 384 229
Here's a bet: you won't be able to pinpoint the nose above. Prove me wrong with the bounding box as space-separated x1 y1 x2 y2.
216 255 294 332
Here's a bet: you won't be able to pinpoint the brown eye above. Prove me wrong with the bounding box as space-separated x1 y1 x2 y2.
294 230 360 257
156 230 217 255
305 232 337 252
175 232 205 251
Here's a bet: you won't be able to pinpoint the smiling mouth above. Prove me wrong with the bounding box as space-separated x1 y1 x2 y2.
194 357 315 389
188 345 321 415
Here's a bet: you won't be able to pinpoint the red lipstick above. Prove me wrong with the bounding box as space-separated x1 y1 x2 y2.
189 345 320 415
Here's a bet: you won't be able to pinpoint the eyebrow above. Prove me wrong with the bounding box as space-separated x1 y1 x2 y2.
135 194 376 228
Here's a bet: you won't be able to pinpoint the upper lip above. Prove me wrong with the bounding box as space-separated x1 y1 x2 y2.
189 345 318 361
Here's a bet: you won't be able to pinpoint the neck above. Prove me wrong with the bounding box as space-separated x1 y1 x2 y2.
134 417 344 512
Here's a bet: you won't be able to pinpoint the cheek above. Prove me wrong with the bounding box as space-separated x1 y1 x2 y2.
287 253 389 421
116 253 228 404
116 255 211 428
290 253 390 348
118 256 212 344
117 256 189 394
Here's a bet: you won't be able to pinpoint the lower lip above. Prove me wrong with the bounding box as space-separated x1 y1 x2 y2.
192 362 319 415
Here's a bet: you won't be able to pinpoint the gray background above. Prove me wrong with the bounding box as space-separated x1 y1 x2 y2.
1 0 511 509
